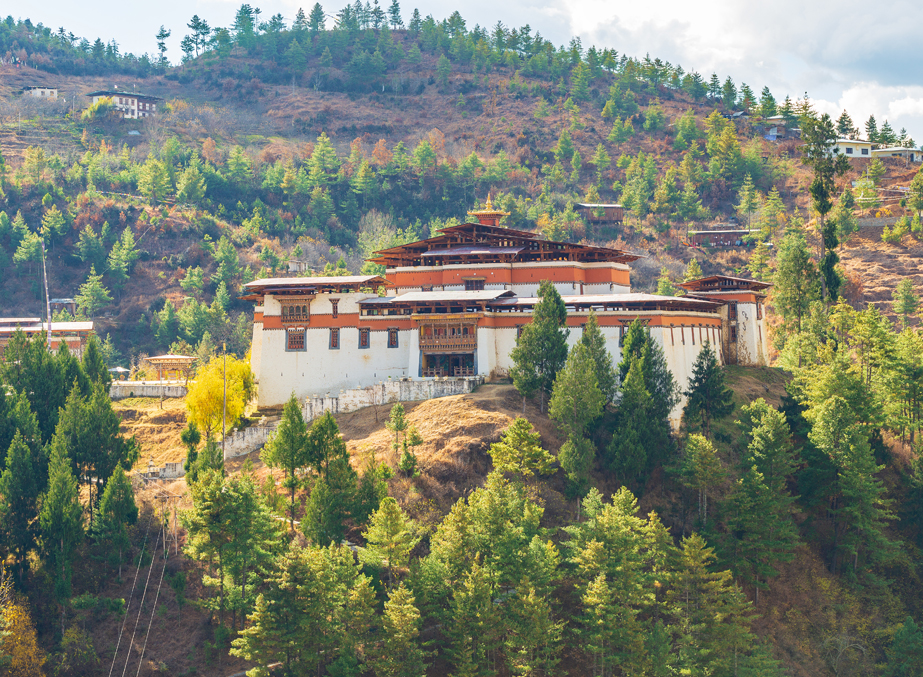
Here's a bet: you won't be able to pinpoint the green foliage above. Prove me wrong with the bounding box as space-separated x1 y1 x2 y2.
40 442 84 602
489 416 555 479
683 341 734 437
261 393 309 532
509 280 569 411
362 497 420 586
549 342 604 440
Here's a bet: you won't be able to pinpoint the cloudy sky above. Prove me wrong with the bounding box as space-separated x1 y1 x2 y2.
20 0 923 142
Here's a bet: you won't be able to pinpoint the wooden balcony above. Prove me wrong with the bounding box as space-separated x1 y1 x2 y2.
422 366 476 377
418 336 477 352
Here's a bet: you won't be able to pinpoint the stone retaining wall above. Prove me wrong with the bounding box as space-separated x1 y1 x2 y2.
110 382 188 400
223 376 484 460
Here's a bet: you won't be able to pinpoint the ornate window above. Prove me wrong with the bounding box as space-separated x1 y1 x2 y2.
286 328 306 351
464 279 485 291
281 300 311 324
329 328 340 349
388 328 399 348
331 298 339 318
359 328 370 349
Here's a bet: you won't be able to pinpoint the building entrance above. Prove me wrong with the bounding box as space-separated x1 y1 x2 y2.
421 353 475 377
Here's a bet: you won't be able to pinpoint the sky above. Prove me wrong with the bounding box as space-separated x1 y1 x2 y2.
17 0 923 143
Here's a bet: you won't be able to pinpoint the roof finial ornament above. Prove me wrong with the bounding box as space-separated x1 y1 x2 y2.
485 193 493 210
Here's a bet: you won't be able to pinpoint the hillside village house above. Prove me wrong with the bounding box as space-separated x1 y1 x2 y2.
87 90 162 119
243 202 770 420
871 146 923 163
834 138 873 159
22 86 58 99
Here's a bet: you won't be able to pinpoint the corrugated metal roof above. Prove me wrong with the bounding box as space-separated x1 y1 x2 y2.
420 246 524 257
390 290 515 303
489 293 721 308
243 275 386 289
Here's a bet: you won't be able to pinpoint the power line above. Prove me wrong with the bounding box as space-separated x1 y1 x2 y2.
120 527 163 677
134 501 171 677
107 513 155 677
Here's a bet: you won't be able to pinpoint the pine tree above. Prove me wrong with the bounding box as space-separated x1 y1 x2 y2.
683 342 734 438
683 257 703 281
655 267 677 296
591 143 611 187
580 311 617 403
74 267 111 319
509 280 569 412
668 534 756 676
489 417 555 479
81 335 110 388
836 110 854 138
40 443 84 603
0 433 40 577
773 227 820 335
261 394 309 532
549 342 604 440
504 580 562 675
736 174 760 228
893 279 918 328
303 456 359 545
370 584 427 677
885 616 923 677
387 0 403 28
679 434 726 524
607 359 655 482
90 467 137 578
138 156 170 205
362 497 419 587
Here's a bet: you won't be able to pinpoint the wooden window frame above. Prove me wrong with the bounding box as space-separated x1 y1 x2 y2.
359 328 370 349
329 328 340 349
388 328 399 348
330 298 339 318
286 328 306 352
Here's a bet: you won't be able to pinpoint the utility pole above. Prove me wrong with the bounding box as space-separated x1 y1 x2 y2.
40 240 51 349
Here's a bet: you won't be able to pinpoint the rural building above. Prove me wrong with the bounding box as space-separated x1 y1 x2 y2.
678 276 771 366
761 115 801 141
22 86 58 99
87 90 162 119
0 319 94 357
244 204 770 420
834 138 873 159
871 146 923 162
686 228 761 247
574 203 624 224
50 298 77 315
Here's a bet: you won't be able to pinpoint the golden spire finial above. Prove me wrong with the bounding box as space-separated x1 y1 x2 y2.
485 193 493 210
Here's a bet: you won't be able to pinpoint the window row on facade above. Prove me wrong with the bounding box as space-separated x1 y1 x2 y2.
286 327 399 351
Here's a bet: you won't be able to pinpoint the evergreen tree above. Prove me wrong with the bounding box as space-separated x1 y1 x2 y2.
362 497 419 587
885 616 923 677
679 434 725 524
303 456 359 545
683 257 703 281
489 417 555 479
75 267 111 319
836 110 854 138
387 0 403 28
39 443 84 603
893 279 919 328
758 86 777 118
370 584 427 677
0 433 40 577
654 267 677 295
261 394 309 532
607 359 652 482
509 280 569 412
773 227 820 335
138 156 171 205
668 534 756 676
550 342 604 440
736 173 760 228
80 335 110 388
683 341 734 438
580 311 617 403
90 467 137 578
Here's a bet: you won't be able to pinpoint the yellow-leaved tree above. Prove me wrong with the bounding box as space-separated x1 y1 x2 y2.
186 354 255 439
0 567 47 677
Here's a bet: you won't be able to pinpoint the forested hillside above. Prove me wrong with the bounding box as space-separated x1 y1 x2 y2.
3 5 923 677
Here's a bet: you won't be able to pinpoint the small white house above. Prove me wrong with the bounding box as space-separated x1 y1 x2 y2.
834 138 873 159
87 90 162 119
871 146 923 163
22 86 58 100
